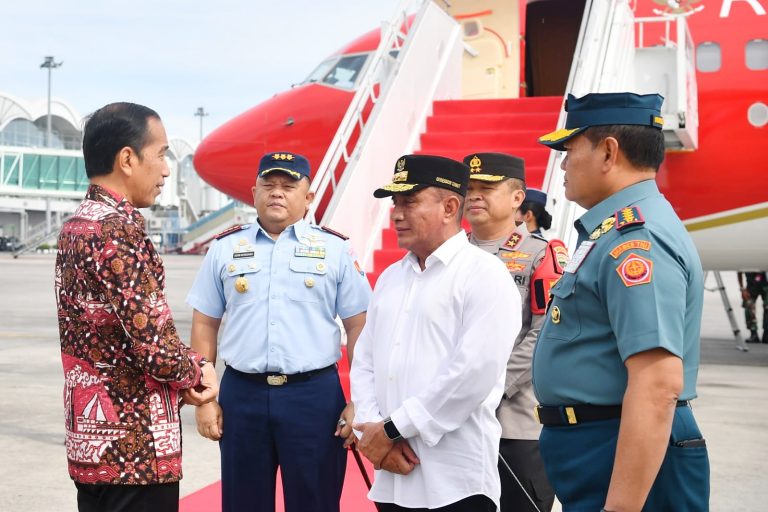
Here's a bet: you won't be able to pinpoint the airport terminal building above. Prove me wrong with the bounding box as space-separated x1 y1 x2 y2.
0 92 237 253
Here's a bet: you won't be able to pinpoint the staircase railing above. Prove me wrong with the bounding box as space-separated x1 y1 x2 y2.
306 0 424 227
542 0 637 249
306 0 463 268
13 215 70 258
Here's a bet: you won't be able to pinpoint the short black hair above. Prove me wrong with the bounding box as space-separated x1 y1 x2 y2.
82 102 160 178
583 125 665 171
520 201 552 231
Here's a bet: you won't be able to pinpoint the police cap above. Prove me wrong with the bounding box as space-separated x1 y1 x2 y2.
373 154 470 198
538 92 665 151
524 188 547 206
462 152 525 182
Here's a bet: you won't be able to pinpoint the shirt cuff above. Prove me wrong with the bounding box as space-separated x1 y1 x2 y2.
390 397 444 446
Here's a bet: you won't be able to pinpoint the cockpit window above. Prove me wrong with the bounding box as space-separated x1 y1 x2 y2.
302 53 369 90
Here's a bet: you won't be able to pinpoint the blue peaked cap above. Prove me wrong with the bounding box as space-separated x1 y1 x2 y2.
258 152 311 180
525 188 547 206
538 92 665 150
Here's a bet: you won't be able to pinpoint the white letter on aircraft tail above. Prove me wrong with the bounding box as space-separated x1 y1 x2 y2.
720 0 767 17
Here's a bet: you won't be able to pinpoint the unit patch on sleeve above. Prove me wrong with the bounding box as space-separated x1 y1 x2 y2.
616 252 653 287
609 240 651 259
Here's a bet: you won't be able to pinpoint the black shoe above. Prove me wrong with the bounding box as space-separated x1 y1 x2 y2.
762 332 768 344
746 331 760 343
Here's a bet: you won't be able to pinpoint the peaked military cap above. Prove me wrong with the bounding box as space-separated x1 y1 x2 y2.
524 188 547 206
258 151 311 180
538 92 665 151
373 154 470 198
462 152 525 182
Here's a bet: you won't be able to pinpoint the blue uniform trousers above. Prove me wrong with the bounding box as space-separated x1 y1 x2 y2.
539 405 709 511
218 367 347 512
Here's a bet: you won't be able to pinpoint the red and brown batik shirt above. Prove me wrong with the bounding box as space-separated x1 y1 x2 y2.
55 184 203 485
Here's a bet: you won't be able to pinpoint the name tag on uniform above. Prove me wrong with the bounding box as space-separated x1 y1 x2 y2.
564 241 595 273
295 245 326 259
233 251 255 259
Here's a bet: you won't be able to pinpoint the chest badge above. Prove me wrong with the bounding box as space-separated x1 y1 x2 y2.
235 276 249 293
305 277 315 288
551 306 561 324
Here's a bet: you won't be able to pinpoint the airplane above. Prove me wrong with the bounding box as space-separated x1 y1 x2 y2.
193 0 768 274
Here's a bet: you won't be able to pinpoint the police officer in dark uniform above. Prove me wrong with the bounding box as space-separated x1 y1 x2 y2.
532 93 710 511
737 271 767 343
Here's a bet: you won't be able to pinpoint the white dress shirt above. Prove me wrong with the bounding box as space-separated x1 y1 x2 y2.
351 230 522 509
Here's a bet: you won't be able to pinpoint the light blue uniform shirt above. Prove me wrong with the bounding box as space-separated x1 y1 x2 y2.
186 219 371 373
533 180 704 405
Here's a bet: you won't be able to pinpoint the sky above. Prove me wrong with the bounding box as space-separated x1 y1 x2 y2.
1 0 397 143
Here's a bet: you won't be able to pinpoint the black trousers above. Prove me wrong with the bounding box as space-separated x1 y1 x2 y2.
376 494 495 511
498 439 555 512
75 482 179 512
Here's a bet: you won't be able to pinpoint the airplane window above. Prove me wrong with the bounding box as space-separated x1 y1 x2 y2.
746 39 768 71
303 58 338 85
696 42 721 73
322 54 369 89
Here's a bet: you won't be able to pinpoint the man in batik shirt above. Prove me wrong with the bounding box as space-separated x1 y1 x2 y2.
55 102 218 512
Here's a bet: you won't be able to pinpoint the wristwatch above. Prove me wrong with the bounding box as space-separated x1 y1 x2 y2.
383 417 402 441
199 357 210 368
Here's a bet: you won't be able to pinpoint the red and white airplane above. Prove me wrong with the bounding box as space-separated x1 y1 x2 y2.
194 0 767 273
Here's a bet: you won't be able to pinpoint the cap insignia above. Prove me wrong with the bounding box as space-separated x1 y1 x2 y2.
469 155 482 174
392 171 408 183
272 153 295 161
396 158 406 172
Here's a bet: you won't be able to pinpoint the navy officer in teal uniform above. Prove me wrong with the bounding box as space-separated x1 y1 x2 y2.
532 93 709 511
186 151 371 512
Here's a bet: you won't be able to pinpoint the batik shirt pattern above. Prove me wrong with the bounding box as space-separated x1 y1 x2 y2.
55 184 202 485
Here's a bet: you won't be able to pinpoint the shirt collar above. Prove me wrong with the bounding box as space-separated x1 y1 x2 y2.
85 184 145 229
254 217 309 241
575 180 659 236
405 230 468 272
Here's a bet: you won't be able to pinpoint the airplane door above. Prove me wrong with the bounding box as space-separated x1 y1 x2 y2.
525 0 586 97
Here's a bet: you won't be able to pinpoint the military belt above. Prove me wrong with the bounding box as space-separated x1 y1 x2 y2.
535 401 690 426
228 364 336 386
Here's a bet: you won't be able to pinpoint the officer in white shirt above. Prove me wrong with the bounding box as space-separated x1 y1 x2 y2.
351 154 522 512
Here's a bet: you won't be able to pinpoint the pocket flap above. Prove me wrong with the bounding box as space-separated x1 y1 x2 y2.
289 258 328 275
226 261 262 277
550 273 576 299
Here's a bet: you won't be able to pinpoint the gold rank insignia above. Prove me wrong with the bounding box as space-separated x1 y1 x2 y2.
504 233 522 249
272 153 295 161
589 227 602 240
305 277 315 288
615 206 645 231
235 276 249 293
551 306 561 324
601 217 616 234
469 155 482 174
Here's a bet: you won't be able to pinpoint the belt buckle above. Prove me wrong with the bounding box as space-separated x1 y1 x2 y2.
534 406 542 424
565 406 577 425
267 375 288 386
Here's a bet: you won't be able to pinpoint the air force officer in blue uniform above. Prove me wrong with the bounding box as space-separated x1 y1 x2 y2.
186 152 371 512
532 93 709 511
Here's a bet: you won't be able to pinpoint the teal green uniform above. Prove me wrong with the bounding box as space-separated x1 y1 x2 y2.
532 180 709 511
533 180 703 404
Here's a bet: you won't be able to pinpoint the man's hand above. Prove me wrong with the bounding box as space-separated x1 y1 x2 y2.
195 401 224 440
353 421 393 469
335 402 356 448
182 363 219 406
380 440 420 475
741 288 751 301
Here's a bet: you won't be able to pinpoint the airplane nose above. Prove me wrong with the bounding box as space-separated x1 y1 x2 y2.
193 84 354 206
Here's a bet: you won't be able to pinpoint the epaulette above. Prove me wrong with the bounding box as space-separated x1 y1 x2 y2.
321 225 349 240
215 224 247 240
614 206 645 231
503 232 523 250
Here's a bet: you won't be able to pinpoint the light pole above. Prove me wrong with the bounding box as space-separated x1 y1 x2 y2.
194 107 209 142
40 56 63 148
